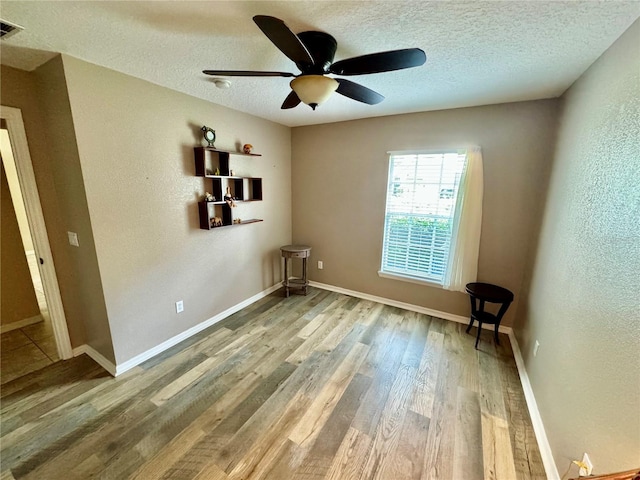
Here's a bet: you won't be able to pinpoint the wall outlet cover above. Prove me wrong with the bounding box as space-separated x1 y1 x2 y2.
579 453 593 476
176 300 184 313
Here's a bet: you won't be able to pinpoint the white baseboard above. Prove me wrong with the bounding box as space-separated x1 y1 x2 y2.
309 281 512 334
84 283 282 377
0 315 43 334
73 344 117 376
508 330 559 480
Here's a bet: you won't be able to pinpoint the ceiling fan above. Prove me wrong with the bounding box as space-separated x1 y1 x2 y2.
203 15 427 110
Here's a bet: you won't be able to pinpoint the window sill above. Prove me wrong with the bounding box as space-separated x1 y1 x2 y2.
377 271 443 288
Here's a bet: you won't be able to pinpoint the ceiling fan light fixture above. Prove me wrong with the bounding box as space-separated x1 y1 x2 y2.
290 75 338 110
204 16 426 111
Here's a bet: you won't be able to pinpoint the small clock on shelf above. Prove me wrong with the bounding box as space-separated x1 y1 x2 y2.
201 126 216 148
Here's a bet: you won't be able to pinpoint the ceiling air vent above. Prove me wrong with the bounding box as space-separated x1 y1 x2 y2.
0 19 24 40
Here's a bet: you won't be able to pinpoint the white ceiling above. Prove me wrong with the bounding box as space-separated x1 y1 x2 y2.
1 1 639 127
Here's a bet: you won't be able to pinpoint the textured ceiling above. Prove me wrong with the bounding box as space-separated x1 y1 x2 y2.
1 1 639 127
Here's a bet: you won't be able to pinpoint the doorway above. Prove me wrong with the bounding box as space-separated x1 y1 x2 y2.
0 105 71 384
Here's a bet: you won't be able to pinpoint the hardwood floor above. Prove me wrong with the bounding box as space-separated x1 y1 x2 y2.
0 287 546 479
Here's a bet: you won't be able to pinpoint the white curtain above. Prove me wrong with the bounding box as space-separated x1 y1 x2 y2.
443 147 483 292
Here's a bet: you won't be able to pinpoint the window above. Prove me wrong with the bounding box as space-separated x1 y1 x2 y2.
380 151 467 285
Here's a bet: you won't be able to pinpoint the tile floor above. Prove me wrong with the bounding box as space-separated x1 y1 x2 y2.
1 321 59 384
1 251 58 385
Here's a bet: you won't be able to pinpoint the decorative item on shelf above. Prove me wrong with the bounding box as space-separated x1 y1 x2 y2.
206 169 213 175
243 144 253 154
210 217 223 227
214 167 220 176
204 192 215 202
229 169 234 176
224 187 236 207
201 126 216 147
234 218 242 224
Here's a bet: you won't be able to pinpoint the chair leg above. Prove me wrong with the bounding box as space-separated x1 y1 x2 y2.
475 321 482 349
465 316 474 333
494 324 500 345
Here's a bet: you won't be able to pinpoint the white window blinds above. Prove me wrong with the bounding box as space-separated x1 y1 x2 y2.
381 151 466 284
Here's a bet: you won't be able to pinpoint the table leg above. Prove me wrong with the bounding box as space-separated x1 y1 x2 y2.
494 301 511 345
475 321 482 349
466 296 475 333
283 257 289 298
302 257 308 295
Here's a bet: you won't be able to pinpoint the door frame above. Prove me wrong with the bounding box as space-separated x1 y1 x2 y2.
1 105 72 359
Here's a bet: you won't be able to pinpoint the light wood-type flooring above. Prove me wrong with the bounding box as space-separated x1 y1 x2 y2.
0 287 545 479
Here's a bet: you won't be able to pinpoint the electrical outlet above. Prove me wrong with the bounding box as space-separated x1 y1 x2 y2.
318 261 323 270
579 453 593 476
533 340 540 357
176 300 184 313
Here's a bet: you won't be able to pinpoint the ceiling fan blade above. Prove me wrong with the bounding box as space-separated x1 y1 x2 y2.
281 90 301 109
336 79 384 105
203 70 296 77
253 15 314 67
329 48 426 76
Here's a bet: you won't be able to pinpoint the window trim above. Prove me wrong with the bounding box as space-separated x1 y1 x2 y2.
377 270 443 288
379 148 467 285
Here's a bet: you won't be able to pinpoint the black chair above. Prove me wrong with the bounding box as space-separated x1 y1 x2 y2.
465 282 514 349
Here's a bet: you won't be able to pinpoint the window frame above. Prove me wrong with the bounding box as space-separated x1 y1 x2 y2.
378 149 467 287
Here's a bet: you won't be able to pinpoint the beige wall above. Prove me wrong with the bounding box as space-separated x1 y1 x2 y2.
1 62 94 351
514 19 640 474
32 57 115 361
291 100 557 326
1 162 40 325
61 56 292 365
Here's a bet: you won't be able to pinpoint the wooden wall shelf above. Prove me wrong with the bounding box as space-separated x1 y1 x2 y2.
194 147 263 230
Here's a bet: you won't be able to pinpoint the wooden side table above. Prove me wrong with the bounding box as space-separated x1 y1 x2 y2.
465 282 514 349
280 245 311 297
